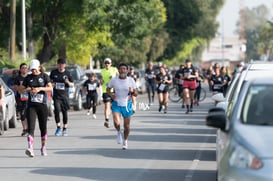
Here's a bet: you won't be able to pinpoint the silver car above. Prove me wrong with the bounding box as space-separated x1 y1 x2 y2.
0 77 17 135
207 76 273 181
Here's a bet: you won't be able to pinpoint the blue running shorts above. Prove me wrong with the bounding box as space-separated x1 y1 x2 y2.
111 100 133 118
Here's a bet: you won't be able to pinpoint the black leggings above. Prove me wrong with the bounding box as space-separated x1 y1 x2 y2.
86 94 98 114
54 98 69 125
146 82 155 103
26 103 48 137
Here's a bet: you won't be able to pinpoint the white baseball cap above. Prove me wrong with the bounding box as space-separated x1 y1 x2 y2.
29 59 40 70
104 58 112 64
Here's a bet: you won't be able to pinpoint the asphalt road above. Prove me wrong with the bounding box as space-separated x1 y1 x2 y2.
0 89 217 181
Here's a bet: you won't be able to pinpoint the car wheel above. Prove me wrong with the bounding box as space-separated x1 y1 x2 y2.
73 93 82 111
9 108 17 128
4 108 8 131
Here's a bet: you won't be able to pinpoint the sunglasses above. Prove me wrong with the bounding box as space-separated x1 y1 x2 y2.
105 62 110 64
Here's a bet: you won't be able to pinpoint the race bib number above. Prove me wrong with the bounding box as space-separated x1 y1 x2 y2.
88 83 96 91
147 74 153 79
213 84 222 90
159 83 166 91
30 94 44 103
20 92 28 101
56 82 65 90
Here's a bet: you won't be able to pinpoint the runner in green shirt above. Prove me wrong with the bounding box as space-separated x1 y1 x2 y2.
101 58 118 128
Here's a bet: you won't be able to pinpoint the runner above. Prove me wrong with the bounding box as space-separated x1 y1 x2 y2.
50 58 74 136
156 66 172 113
14 63 29 136
144 62 156 106
182 59 197 114
82 73 100 119
101 58 118 128
107 63 138 150
20 59 52 157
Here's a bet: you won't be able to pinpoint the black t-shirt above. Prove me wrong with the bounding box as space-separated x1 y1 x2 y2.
182 66 196 81
14 74 28 102
145 68 155 84
83 79 100 96
50 69 73 99
23 73 51 105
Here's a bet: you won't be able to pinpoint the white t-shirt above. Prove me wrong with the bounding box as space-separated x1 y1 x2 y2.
107 76 137 106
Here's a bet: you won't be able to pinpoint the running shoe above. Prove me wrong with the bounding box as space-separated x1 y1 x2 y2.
104 121 109 128
158 106 162 112
92 114 96 119
122 140 128 150
116 130 123 144
62 129 68 136
87 112 90 116
25 148 35 157
41 147 47 156
55 128 62 136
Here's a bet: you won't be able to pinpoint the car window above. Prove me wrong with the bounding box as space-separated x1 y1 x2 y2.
242 85 273 125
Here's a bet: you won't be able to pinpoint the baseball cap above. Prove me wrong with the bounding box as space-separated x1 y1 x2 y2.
57 58 66 64
29 59 40 70
104 58 112 64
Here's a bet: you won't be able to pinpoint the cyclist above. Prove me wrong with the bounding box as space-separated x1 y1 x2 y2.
182 59 197 114
144 62 156 106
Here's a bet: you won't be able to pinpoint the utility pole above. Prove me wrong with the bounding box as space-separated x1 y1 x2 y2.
9 0 16 61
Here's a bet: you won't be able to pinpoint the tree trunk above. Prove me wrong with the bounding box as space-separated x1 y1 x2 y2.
37 33 54 64
9 0 16 61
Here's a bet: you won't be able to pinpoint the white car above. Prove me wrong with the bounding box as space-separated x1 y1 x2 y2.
0 77 18 135
207 76 273 181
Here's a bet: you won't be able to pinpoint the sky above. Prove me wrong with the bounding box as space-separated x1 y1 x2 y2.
217 0 273 36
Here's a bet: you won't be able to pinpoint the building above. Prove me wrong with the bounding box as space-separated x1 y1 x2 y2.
201 35 246 71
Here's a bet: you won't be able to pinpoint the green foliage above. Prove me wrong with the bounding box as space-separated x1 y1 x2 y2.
0 0 224 68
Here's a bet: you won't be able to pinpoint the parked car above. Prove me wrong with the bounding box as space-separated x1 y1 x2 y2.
206 76 273 181
0 77 18 135
47 64 88 111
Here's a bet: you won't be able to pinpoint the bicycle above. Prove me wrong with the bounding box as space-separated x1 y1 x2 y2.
168 85 206 103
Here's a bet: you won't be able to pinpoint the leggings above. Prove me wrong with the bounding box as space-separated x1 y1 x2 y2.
86 94 98 114
54 98 69 125
26 103 48 137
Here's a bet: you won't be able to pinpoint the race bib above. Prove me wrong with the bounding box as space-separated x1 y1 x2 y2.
213 84 222 90
20 92 28 101
56 82 65 90
147 74 153 79
88 83 96 91
159 83 166 91
30 94 44 103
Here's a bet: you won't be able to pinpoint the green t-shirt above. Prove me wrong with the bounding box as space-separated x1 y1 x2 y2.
101 67 118 93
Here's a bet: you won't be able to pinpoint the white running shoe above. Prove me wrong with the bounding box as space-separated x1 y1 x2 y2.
87 112 90 116
92 114 96 119
116 130 123 144
25 148 35 157
122 140 128 150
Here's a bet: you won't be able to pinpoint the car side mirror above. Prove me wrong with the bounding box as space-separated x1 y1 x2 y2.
206 108 227 131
